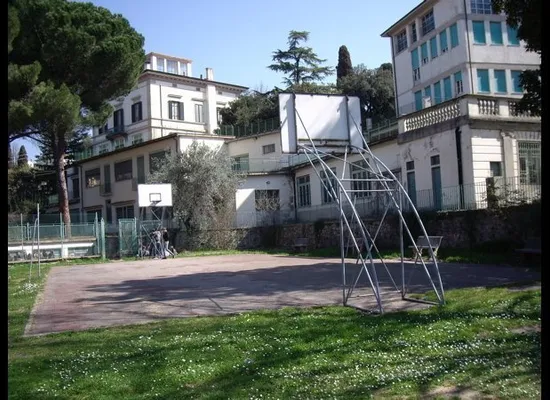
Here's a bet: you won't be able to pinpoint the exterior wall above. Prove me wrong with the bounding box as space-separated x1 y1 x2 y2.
80 137 177 220
225 132 291 171
235 174 294 227
400 129 459 191
178 136 226 153
388 0 540 115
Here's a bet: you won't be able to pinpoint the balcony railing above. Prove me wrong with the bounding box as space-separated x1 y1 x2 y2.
364 118 398 143
106 125 127 140
215 117 281 137
401 95 541 133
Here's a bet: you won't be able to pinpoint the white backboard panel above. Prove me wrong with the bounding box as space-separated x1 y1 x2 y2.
279 93 363 154
138 184 173 207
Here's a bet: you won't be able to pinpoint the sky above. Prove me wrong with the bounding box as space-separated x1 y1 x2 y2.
15 0 421 161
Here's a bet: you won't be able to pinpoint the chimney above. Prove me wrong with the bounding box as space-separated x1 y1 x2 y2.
205 68 214 81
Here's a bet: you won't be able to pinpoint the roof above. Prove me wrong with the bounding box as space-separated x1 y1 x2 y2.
145 52 193 64
141 70 248 92
380 0 436 37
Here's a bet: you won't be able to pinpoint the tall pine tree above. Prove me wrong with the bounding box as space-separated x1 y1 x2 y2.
17 145 28 166
336 45 353 82
268 31 333 87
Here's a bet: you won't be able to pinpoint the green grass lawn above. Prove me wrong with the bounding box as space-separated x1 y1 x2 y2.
8 260 540 400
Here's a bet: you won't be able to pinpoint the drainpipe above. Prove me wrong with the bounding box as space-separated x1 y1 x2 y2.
463 0 475 94
389 36 399 115
455 127 465 208
78 164 84 220
292 170 298 223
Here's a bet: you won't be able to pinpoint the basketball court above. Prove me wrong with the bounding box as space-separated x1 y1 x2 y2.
24 254 540 336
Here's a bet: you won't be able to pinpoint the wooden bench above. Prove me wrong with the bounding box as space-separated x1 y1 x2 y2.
292 238 308 252
409 236 444 262
515 237 541 264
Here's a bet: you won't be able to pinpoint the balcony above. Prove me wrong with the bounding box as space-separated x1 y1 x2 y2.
106 125 127 141
364 118 398 144
231 157 292 173
400 95 541 133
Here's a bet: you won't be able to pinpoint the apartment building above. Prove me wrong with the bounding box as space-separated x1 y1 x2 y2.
62 52 247 223
379 0 541 210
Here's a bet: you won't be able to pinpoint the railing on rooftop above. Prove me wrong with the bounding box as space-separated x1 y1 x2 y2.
215 117 281 137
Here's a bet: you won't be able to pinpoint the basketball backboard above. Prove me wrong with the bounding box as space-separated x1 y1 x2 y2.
137 184 173 207
279 93 363 154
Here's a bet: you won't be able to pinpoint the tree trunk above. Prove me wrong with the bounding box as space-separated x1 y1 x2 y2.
55 137 71 238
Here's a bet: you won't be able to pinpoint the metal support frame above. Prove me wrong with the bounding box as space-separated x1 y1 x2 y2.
137 202 175 259
291 98 445 313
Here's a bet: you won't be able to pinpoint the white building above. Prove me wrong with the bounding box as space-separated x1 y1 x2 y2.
59 52 247 224
379 0 541 210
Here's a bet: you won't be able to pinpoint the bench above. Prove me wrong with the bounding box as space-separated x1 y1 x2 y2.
515 237 541 263
292 238 308 252
409 236 444 263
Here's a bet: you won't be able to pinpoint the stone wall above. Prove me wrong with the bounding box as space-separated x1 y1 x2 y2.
106 204 539 257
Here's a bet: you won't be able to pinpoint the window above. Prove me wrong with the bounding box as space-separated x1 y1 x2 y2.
350 160 370 198
149 151 168 174
194 104 204 123
434 81 442 104
411 22 417 43
396 30 408 53
440 29 448 53
131 134 143 145
518 142 541 185
156 58 165 72
430 37 438 59
414 90 423 111
115 205 134 220
511 70 523 93
85 168 101 188
421 43 429 64
131 102 142 123
113 109 124 129
431 155 442 210
232 154 249 172
490 22 503 45
296 175 311 207
424 86 432 103
72 177 80 200
217 107 224 124
411 48 420 82
443 76 452 101
114 159 132 181
490 161 502 177
431 155 440 166
477 69 490 92
470 0 493 14
181 65 189 77
406 161 416 205
454 71 464 95
507 24 519 45
168 101 184 120
320 168 337 204
262 144 276 154
494 69 507 93
114 138 125 150
450 23 459 48
421 10 435 36
255 190 280 211
167 60 177 74
473 21 486 44
99 143 110 154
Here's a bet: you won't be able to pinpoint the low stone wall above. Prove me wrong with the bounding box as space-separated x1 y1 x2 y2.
106 204 540 257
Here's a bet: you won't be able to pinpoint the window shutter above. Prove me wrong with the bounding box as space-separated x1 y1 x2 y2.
168 101 173 119
178 102 183 120
138 102 142 120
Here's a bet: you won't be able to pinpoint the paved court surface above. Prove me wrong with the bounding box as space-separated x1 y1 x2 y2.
25 254 541 336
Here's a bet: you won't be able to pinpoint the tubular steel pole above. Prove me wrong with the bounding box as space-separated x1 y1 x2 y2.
37 203 41 277
400 190 405 298
339 187 347 305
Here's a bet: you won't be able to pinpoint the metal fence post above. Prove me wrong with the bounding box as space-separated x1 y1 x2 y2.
100 218 106 260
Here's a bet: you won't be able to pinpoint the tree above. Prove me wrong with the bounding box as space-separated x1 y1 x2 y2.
8 146 14 169
17 145 28 166
148 142 241 249
336 45 353 83
491 0 541 114
338 63 396 125
268 30 333 87
220 89 280 126
9 0 145 235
